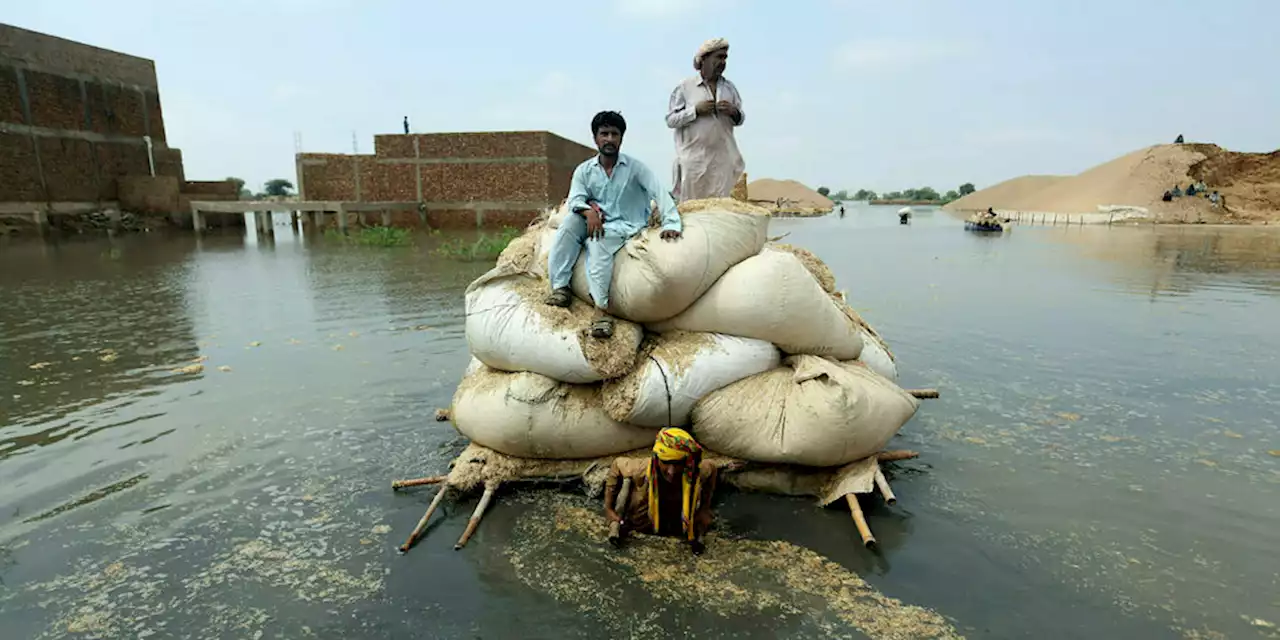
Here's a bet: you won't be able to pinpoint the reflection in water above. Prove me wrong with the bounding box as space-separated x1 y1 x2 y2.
0 216 1278 639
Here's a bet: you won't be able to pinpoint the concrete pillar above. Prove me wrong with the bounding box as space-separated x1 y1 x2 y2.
191 203 204 233
32 207 47 237
381 209 391 227
336 205 347 234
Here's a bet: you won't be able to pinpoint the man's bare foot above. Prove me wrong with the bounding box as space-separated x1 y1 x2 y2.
544 287 572 308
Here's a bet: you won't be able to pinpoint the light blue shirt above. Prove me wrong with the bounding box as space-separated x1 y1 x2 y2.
567 153 681 234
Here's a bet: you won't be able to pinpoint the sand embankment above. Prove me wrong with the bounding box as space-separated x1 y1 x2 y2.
946 144 1280 224
748 178 833 216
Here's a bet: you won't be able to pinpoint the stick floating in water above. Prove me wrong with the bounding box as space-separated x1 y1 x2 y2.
400 486 449 552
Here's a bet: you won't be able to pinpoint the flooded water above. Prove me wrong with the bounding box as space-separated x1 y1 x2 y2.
1 208 1278 639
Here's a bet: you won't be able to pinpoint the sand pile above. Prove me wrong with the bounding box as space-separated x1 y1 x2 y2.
747 178 834 210
1188 144 1280 220
947 143 1280 221
944 175 1068 212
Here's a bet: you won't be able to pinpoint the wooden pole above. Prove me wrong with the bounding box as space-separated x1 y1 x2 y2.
392 475 447 490
455 482 498 550
846 494 876 548
876 450 920 462
608 478 632 544
905 388 940 399
873 467 897 505
399 486 449 552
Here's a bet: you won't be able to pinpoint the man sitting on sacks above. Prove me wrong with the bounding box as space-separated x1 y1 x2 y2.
545 110 682 339
603 428 718 555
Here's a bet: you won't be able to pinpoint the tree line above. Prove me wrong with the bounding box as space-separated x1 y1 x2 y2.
227 177 295 200
817 183 976 204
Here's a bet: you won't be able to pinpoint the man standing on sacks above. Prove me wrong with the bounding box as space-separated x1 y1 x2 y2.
667 38 745 202
545 111 682 339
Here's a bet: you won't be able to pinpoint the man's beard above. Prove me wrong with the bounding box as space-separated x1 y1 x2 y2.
599 143 619 157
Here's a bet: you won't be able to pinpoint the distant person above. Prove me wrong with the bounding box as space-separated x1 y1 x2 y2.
604 428 719 555
403 116 410 134
1209 191 1221 208
1171 184 1183 198
985 207 998 219
1194 180 1207 194
839 205 846 218
1175 134 1185 144
667 38 745 203
1162 190 1173 202
546 111 681 339
1186 183 1197 197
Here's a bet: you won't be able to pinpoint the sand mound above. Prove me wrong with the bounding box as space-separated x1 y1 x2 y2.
747 178 833 209
943 175 1068 211
947 143 1280 221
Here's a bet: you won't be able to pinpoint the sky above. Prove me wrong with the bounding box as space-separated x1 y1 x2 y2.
7 0 1279 195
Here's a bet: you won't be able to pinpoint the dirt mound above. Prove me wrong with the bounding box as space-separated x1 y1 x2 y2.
747 178 833 209
1188 144 1280 220
947 144 1280 221
943 175 1068 211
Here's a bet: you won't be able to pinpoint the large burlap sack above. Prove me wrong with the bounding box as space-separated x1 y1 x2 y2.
464 270 642 383
649 249 865 360
691 355 919 467
451 365 657 459
563 198 770 323
832 292 897 380
601 331 780 427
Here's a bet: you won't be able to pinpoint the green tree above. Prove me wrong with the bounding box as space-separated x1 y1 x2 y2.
830 189 849 201
262 179 295 197
853 189 877 201
817 186 831 197
227 176 245 193
958 182 976 196
943 190 960 202
914 186 941 201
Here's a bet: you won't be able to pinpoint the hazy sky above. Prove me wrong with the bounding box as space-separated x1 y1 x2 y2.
9 0 1279 194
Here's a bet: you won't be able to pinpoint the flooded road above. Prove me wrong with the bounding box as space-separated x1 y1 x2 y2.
2 209 1278 638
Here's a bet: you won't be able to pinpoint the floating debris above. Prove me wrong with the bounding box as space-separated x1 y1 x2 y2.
1057 412 1082 422
349 331 360 337
173 364 204 375
434 408 450 422
217 366 232 373
248 341 262 348
332 345 344 351
287 338 303 345
29 361 53 370
1222 430 1243 439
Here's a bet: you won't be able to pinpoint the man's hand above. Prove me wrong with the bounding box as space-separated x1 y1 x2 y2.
660 229 682 241
716 101 740 121
605 509 623 525
695 100 716 116
584 205 605 240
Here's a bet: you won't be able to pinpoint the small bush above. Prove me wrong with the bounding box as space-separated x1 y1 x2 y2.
435 227 520 261
325 226 413 247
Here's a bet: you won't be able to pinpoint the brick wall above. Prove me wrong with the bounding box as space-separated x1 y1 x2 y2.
299 131 593 227
0 23 183 209
119 175 179 213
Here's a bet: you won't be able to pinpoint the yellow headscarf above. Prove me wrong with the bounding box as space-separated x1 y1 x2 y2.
648 427 704 540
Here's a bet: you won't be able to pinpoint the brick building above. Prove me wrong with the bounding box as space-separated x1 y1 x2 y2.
296 131 596 228
0 23 235 226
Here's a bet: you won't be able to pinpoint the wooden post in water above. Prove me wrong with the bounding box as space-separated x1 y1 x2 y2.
455 482 498 550
846 494 876 548
400 486 449 552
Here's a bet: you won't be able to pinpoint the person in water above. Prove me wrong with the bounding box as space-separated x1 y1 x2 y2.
545 111 681 339
603 428 719 555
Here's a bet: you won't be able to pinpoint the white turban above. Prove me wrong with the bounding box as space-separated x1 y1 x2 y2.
693 38 729 69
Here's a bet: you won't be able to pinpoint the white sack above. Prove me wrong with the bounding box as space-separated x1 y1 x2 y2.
602 331 780 427
857 334 898 380
649 249 865 360
464 271 642 383
691 355 919 467
451 366 657 459
566 200 771 323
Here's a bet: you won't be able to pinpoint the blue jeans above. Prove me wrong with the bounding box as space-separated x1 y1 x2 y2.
547 212 630 310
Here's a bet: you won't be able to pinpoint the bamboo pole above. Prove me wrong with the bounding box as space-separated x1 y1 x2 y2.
454 482 498 550
905 388 940 399
399 486 449 552
876 450 920 462
608 478 632 544
873 468 897 505
391 475 447 490
846 494 876 548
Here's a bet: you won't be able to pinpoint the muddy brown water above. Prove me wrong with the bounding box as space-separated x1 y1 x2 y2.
1 209 1278 639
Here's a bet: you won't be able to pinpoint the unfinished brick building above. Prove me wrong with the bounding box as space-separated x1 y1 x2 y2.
296 131 596 228
0 23 236 228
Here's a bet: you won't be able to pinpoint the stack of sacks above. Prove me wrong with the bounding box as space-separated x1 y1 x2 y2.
453 197 917 466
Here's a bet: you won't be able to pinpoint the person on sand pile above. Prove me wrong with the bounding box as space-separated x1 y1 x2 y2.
1171 184 1183 198
603 428 719 556
545 111 681 339
667 38 745 203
